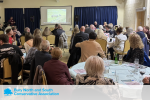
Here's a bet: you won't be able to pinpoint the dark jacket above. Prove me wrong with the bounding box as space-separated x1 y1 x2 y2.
106 30 114 36
94 24 99 28
137 31 145 40
85 28 94 34
43 59 73 85
71 31 89 52
53 29 65 47
142 37 150 56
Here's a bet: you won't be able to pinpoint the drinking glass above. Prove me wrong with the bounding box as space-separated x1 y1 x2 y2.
127 69 134 77
119 55 123 65
134 58 139 72
139 66 146 84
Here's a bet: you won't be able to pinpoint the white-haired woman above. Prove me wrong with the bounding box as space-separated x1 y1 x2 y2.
76 56 114 85
97 25 107 40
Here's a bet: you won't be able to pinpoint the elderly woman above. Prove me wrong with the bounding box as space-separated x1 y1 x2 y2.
97 25 107 40
24 32 33 53
125 33 144 64
33 28 41 37
24 35 42 70
108 27 127 60
76 56 114 85
124 28 133 38
43 47 73 85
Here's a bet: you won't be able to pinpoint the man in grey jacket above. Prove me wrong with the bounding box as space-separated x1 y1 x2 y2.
85 24 95 34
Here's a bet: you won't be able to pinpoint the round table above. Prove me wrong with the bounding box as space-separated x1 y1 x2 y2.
69 60 150 99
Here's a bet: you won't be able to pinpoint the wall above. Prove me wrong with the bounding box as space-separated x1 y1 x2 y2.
124 0 145 30
0 0 124 35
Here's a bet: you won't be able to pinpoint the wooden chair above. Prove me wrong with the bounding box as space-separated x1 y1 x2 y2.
50 27 54 31
115 40 130 59
47 35 55 47
42 71 47 85
20 36 25 46
96 39 107 54
42 36 47 40
0 58 23 85
0 31 3 35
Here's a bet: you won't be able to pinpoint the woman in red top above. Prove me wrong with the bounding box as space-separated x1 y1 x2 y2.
6 29 16 44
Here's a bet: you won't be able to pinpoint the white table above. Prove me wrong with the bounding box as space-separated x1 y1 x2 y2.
69 60 150 99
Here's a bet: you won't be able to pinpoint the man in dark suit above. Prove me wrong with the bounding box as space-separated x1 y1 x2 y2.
137 26 145 40
85 24 95 34
53 24 65 47
51 24 58 35
72 26 89 52
94 21 99 28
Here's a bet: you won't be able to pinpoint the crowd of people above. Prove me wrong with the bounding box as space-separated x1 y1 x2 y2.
0 20 150 88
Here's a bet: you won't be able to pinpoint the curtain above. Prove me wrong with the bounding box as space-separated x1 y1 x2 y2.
5 8 24 33
24 8 40 34
74 6 118 28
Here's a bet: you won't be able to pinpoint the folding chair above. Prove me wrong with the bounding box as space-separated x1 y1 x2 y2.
47 35 55 47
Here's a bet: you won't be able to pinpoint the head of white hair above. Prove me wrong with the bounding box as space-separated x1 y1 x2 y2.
138 26 143 31
41 40 50 51
75 25 79 29
99 25 103 29
90 24 95 30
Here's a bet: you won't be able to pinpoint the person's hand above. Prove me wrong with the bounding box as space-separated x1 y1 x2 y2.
143 77 150 84
18 46 22 48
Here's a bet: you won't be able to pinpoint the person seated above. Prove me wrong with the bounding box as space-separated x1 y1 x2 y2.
71 26 89 52
6 29 16 45
22 27 30 36
85 24 89 29
51 24 58 35
74 24 79 29
4 24 11 34
35 40 52 67
43 47 73 85
12 26 21 46
42 27 51 36
108 27 127 60
143 26 150 39
94 21 99 28
0 34 23 79
103 22 107 29
76 32 106 62
24 35 42 70
125 33 144 64
137 26 145 40
124 28 133 38
24 32 33 53
97 25 107 40
85 24 95 34
33 28 41 37
105 25 114 36
53 24 65 47
69 26 80 53
76 56 114 85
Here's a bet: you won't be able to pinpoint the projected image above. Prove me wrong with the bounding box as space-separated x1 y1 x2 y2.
47 9 66 23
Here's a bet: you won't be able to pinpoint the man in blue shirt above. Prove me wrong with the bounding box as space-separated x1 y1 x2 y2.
137 26 145 40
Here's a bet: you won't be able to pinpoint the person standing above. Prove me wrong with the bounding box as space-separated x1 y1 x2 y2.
137 26 145 40
8 17 15 26
6 29 16 45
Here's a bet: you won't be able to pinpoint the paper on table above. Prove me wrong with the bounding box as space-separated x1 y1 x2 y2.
124 81 140 85
74 69 86 74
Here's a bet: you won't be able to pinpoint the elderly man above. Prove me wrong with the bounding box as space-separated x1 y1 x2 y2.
85 24 95 34
34 40 52 67
137 26 145 40
75 32 106 62
94 21 99 28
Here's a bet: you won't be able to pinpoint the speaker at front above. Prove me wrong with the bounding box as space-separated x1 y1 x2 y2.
75 15 79 23
30 16 34 22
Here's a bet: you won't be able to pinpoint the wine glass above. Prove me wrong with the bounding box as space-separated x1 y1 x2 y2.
119 55 123 65
139 66 146 84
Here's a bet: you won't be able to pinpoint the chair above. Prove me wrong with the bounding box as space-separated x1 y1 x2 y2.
47 35 55 47
20 36 25 46
42 36 47 40
0 58 23 85
96 39 107 54
42 71 47 85
50 27 54 31
0 31 3 35
115 40 130 59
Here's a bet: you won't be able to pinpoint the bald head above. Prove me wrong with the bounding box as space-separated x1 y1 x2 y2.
80 26 85 32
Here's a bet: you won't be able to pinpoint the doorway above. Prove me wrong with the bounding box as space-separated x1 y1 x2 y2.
136 11 145 29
